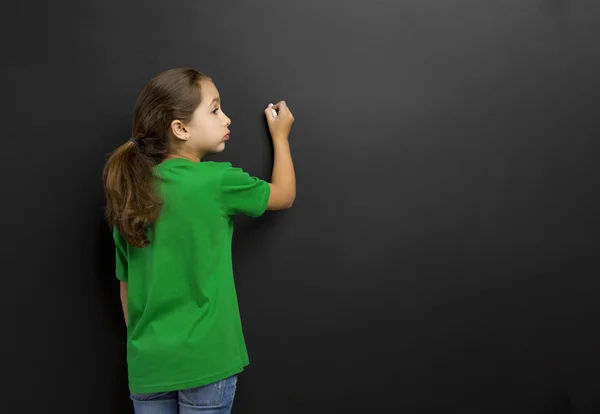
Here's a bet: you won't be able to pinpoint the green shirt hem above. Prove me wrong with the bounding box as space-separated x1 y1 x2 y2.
128 361 249 394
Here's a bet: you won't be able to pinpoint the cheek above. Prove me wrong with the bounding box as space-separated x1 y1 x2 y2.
195 122 211 136
214 117 224 132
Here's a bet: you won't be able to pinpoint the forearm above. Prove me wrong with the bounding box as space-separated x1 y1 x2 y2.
271 138 296 204
120 282 129 327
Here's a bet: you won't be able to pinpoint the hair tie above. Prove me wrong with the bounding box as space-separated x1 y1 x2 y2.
129 137 140 148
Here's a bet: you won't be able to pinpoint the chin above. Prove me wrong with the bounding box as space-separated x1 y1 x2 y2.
203 143 226 155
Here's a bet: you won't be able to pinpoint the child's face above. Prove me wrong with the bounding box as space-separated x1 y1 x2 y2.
173 79 232 158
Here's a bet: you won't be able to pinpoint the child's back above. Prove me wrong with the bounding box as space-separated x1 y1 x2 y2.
114 159 270 394
103 68 295 412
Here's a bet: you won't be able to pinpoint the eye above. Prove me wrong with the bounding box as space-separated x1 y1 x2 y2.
212 107 220 114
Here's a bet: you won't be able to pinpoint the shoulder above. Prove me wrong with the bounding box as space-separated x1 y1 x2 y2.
196 161 234 176
201 161 231 168
203 161 232 171
204 161 259 182
158 161 234 184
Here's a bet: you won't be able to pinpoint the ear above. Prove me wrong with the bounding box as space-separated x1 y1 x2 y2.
170 120 190 142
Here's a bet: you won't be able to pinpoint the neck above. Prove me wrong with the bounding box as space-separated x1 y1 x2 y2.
163 151 203 163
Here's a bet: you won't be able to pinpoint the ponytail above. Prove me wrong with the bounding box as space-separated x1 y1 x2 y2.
102 139 162 248
103 68 210 247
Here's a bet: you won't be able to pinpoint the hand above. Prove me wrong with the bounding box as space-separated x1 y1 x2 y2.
264 101 294 141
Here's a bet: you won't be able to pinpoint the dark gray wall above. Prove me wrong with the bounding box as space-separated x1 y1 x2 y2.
6 0 600 413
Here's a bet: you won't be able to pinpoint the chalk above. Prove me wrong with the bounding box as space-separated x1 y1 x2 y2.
270 103 277 119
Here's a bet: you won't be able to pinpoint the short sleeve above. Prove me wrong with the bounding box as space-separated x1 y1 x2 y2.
220 164 271 217
113 226 128 282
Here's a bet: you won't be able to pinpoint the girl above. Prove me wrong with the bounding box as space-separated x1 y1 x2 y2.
102 68 296 413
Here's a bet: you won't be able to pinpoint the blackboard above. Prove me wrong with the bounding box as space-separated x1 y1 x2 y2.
5 0 600 412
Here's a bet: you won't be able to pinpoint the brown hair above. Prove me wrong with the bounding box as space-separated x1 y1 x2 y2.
102 68 211 248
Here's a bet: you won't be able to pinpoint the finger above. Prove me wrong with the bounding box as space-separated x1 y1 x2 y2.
265 104 277 120
270 102 280 118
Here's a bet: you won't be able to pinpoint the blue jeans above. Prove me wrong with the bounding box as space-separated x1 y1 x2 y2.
130 374 238 414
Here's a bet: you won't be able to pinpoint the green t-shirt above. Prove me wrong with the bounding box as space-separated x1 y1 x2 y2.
113 158 271 394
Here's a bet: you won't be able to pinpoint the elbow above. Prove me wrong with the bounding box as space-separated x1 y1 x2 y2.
285 193 296 209
266 185 295 210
